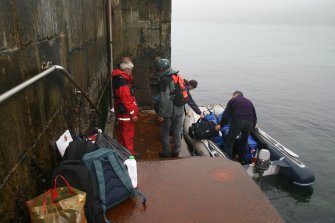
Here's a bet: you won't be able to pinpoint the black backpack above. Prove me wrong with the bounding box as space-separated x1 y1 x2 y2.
189 118 219 139
170 74 188 107
62 140 98 161
51 160 102 223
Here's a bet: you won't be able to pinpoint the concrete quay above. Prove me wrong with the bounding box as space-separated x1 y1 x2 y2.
106 111 284 223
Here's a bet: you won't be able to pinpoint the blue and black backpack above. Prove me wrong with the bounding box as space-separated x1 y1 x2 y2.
82 148 146 223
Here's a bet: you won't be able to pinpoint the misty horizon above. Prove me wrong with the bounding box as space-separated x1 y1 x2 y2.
172 0 335 26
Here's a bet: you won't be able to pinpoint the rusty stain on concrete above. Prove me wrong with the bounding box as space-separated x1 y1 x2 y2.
134 110 191 159
211 168 236 182
133 110 162 160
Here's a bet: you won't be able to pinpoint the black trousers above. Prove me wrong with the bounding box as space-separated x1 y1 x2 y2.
223 120 253 159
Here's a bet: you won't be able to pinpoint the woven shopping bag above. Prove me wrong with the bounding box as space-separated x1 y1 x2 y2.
26 175 87 223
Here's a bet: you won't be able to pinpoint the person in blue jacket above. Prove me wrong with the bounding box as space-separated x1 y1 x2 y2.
214 90 257 159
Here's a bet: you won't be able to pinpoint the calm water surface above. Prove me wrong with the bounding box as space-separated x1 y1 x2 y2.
172 22 335 223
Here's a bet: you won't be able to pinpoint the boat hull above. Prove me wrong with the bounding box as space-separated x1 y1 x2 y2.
183 105 315 187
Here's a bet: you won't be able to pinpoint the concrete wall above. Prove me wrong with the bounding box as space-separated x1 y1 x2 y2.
0 1 109 221
112 0 172 106
0 0 171 221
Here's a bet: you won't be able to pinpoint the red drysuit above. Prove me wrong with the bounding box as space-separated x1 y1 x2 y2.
112 69 139 155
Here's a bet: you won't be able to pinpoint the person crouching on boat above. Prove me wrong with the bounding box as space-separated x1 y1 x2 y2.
112 57 139 156
214 91 257 160
184 79 204 119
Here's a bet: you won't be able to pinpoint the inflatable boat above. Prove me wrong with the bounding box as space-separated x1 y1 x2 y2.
183 104 315 187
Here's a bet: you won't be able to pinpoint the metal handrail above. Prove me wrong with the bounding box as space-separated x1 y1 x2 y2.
0 65 101 115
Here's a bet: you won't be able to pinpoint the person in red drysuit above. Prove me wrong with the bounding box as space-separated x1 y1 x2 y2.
112 57 139 155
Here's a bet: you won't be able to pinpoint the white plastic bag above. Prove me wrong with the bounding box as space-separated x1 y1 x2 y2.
56 130 73 157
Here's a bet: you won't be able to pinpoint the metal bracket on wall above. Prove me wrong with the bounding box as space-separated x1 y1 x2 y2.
41 61 53 70
74 89 82 95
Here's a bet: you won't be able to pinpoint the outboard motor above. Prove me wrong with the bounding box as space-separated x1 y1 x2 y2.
255 149 271 185
256 149 271 171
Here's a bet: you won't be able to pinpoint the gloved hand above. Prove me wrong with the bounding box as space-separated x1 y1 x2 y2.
158 116 164 122
214 125 221 131
132 115 138 122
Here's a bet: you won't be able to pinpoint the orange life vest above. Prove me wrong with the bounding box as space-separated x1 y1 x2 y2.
170 73 188 106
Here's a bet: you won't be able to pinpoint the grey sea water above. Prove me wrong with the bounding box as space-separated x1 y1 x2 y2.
172 22 335 222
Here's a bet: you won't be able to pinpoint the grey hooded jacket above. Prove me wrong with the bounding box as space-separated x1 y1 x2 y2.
158 68 185 118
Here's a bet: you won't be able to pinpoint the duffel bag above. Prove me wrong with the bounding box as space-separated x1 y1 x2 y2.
189 118 219 139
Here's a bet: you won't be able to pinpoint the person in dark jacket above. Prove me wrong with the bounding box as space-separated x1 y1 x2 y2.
184 79 204 118
214 90 257 159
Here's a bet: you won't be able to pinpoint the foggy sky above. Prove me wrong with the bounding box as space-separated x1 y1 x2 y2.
172 0 335 25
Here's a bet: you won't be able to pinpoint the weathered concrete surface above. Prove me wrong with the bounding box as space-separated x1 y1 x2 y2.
112 0 172 106
105 111 284 222
107 158 284 223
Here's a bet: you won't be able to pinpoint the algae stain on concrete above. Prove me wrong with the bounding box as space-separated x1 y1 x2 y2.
3 31 7 48
98 20 104 37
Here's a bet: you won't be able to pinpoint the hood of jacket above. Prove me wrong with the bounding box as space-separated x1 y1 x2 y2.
159 68 179 78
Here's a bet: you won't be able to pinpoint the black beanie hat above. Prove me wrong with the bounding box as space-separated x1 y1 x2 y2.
189 80 198 88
